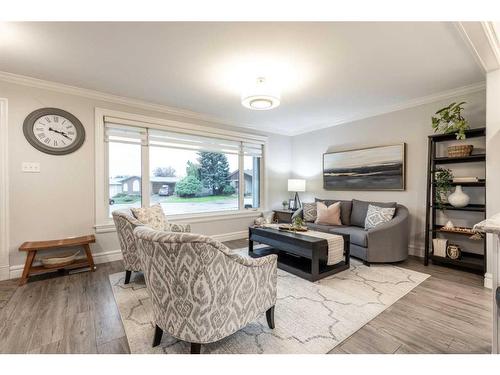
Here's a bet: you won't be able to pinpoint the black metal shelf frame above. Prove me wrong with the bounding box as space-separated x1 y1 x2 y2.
424 127 487 274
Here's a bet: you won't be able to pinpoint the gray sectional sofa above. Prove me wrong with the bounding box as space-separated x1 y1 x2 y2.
299 198 409 265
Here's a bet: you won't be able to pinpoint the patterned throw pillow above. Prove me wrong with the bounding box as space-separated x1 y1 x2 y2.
131 204 167 231
364 204 396 230
302 202 317 222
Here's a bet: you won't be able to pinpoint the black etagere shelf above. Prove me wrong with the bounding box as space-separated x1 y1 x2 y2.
424 127 487 275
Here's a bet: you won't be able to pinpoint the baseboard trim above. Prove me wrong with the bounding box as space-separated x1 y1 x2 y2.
8 249 124 280
0 264 9 281
484 273 493 289
408 245 424 258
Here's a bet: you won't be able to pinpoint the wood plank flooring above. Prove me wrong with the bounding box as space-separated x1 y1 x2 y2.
0 239 492 354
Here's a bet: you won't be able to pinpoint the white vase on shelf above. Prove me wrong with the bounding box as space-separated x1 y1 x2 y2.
447 185 470 208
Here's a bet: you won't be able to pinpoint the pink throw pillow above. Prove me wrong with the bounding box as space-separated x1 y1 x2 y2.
315 201 342 226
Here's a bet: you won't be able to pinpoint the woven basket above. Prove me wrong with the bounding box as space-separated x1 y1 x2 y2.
447 144 473 157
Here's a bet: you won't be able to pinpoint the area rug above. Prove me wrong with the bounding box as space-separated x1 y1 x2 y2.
109 250 429 354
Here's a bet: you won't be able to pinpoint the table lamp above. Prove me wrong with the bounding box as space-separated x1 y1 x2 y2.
288 179 306 211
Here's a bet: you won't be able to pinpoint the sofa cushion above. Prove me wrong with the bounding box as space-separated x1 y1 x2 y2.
315 198 352 225
328 226 368 247
306 222 337 233
315 201 342 225
350 199 396 228
364 204 396 230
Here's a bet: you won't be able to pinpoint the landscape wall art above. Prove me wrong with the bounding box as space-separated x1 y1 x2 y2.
323 144 406 190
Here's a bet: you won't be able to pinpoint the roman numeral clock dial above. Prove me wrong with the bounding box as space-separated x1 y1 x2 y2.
23 108 85 155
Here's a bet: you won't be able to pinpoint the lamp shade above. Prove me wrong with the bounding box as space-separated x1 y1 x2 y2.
288 179 306 192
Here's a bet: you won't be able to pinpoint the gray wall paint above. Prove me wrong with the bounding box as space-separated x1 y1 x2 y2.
290 90 486 256
1 80 291 267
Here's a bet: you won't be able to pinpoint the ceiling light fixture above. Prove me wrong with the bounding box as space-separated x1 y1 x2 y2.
241 77 280 110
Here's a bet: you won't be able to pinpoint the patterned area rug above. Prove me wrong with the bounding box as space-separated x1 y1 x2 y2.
110 251 429 354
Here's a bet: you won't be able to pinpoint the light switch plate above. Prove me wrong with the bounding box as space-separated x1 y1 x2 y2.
22 162 40 173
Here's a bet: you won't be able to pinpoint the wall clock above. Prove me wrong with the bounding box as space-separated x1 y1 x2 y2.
23 108 85 155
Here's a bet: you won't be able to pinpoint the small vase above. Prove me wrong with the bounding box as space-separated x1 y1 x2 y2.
448 185 470 208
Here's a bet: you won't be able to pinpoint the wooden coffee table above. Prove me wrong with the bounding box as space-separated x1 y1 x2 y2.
248 226 350 281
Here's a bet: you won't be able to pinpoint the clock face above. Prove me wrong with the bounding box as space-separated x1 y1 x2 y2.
23 108 85 155
33 115 77 149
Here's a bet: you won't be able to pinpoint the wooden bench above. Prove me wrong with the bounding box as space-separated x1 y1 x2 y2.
18 235 96 286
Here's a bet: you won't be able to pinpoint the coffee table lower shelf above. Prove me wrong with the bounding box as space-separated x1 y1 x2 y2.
250 246 349 282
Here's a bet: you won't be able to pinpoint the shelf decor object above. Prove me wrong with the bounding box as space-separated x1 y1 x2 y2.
447 144 473 157
446 244 461 260
424 127 486 275
431 101 470 140
448 185 470 208
473 213 500 354
432 238 448 257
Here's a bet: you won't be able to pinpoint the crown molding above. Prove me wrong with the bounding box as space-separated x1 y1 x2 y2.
456 22 500 73
287 81 486 136
0 70 265 134
0 70 486 138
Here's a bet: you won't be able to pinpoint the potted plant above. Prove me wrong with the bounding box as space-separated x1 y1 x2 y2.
434 168 453 210
282 200 289 210
431 102 473 157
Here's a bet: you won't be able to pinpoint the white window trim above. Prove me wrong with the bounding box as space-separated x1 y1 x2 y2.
95 107 268 230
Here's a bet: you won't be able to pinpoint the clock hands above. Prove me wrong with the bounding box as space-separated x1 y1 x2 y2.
48 127 72 141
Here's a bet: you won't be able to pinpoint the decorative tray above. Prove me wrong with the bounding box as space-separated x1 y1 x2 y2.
278 225 308 232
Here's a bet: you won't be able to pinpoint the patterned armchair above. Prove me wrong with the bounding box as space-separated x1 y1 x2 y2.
112 209 191 284
133 226 278 354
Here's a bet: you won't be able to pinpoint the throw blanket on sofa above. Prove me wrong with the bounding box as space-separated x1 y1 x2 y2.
304 230 344 265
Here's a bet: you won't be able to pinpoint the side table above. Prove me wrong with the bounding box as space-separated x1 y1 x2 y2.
273 209 295 223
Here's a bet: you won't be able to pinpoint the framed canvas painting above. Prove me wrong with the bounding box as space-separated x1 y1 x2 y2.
323 143 406 190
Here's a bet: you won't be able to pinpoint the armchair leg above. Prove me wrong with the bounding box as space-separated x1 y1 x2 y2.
124 270 132 284
190 342 201 354
266 306 275 329
152 325 163 347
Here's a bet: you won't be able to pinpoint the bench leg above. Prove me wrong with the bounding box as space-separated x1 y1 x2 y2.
19 250 36 286
82 244 96 271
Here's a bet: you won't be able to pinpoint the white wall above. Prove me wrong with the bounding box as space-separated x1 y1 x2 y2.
486 69 500 349
290 90 486 256
0 79 292 271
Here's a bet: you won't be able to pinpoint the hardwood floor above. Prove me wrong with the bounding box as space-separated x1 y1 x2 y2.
0 239 492 354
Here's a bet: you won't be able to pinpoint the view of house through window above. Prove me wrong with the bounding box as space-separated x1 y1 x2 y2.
149 146 239 215
106 123 263 216
108 141 142 211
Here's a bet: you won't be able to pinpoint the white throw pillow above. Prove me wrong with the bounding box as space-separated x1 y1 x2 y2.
364 204 395 230
131 204 167 231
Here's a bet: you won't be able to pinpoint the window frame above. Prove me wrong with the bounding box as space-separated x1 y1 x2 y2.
95 108 267 231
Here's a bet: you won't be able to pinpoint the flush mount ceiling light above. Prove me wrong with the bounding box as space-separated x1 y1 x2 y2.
241 77 281 110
